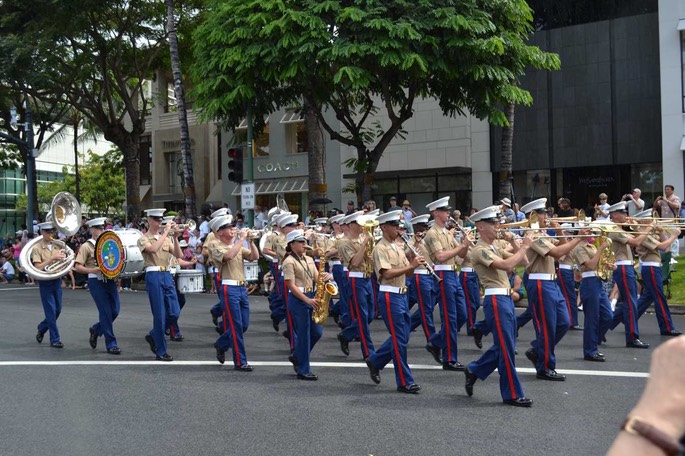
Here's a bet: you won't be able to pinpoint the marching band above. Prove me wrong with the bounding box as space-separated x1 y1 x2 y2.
20 191 685 407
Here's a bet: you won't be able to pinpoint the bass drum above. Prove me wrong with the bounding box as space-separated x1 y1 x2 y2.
177 269 204 293
95 229 145 279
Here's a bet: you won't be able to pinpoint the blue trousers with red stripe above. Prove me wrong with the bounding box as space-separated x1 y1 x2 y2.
287 291 322 376
210 273 222 320
525 279 569 372
341 276 375 358
367 291 415 388
145 271 179 357
429 270 465 363
88 277 120 350
556 267 578 327
37 278 62 344
608 265 641 343
636 265 676 334
460 271 481 335
269 263 286 323
331 265 350 327
166 278 186 339
408 273 437 343
215 284 250 366
467 294 524 401
579 276 613 357
371 273 380 318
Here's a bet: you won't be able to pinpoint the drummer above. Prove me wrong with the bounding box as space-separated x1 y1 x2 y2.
73 217 122 354
138 208 183 361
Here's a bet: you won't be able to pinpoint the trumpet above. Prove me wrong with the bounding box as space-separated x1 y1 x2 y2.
241 228 265 239
169 220 196 235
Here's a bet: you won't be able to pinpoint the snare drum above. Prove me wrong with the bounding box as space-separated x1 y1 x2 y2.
96 229 145 279
177 269 204 293
243 261 260 283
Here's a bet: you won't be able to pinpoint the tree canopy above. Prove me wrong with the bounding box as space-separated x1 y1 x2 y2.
190 0 560 201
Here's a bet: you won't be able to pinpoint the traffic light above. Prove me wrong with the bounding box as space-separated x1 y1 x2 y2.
227 147 243 183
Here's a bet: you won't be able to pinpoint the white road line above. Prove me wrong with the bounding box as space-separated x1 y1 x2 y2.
0 360 650 377
0 287 38 291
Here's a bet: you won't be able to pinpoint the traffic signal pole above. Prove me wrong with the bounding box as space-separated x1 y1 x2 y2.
245 107 254 226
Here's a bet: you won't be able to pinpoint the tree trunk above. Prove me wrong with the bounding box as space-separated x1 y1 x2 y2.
303 96 326 215
498 102 515 203
73 118 80 201
167 0 197 219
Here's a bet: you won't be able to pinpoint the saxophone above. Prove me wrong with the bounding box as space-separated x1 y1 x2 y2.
594 236 615 281
312 254 339 325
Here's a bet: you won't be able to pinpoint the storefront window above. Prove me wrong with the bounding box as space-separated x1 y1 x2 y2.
281 109 307 154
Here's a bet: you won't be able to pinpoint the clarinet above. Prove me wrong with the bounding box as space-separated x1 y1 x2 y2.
400 234 442 282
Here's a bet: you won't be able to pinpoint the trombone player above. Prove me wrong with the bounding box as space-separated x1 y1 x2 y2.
73 217 121 354
33 220 66 348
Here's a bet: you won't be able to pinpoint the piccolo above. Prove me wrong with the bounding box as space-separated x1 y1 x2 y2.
400 233 442 282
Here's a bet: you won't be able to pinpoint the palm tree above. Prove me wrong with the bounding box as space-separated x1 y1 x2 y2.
498 102 516 204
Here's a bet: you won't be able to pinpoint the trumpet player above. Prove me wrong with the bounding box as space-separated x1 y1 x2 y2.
423 196 470 371
204 208 229 329
210 215 259 372
138 208 182 361
406 215 438 345
73 217 121 354
32 221 66 348
364 211 425 394
336 211 376 360
282 229 331 380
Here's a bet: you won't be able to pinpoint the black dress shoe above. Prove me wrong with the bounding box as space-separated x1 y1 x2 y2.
156 353 173 362
36 330 45 344
525 348 538 368
365 358 381 384
503 397 533 407
397 383 421 394
164 329 170 336
297 372 318 381
425 343 441 365
536 369 566 381
570 325 583 331
471 326 483 349
288 354 298 373
211 311 218 326
584 353 606 362
215 325 223 335
337 332 350 356
89 328 97 349
626 339 650 349
107 347 121 355
235 364 253 372
270 315 279 332
282 330 290 340
464 366 478 397
144 334 156 354
50 341 64 349
214 344 226 364
170 335 184 342
442 361 465 371
661 330 682 336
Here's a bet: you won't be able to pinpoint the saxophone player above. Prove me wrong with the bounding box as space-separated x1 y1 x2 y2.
32 220 66 348
282 229 332 380
364 211 425 394
336 211 376 360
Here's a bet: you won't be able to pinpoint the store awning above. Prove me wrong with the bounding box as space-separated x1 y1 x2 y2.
677 19 685 30
231 177 308 196
680 136 685 151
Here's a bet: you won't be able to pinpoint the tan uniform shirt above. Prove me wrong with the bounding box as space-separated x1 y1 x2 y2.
282 254 316 289
273 233 287 263
31 238 59 266
326 235 343 260
469 240 511 289
636 234 661 263
373 237 409 288
138 232 176 268
75 239 97 268
608 230 634 263
572 242 598 273
525 236 557 274
558 249 575 267
424 225 458 267
338 236 369 273
210 240 251 281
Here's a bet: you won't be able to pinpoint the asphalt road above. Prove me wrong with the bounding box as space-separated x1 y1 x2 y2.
0 284 677 456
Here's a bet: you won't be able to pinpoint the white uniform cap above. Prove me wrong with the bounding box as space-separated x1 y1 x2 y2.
633 209 653 219
86 217 107 228
208 217 223 233
410 214 430 225
15 230 23 235
470 205 502 223
272 212 292 227
277 214 299 228
314 217 328 225
267 207 280 221
144 208 166 218
161 216 175 225
328 214 345 224
520 198 547 214
38 221 55 230
210 208 228 219
212 215 234 232
607 202 628 213
377 211 401 225
426 196 451 212
342 210 365 225
286 229 307 244
501 197 512 207
368 209 380 216
179 240 188 248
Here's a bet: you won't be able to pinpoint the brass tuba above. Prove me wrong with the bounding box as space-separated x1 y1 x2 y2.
312 254 339 325
357 214 379 276
594 235 615 281
19 192 81 281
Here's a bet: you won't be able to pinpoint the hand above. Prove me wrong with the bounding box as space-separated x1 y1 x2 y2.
163 222 173 235
239 229 248 240
52 249 66 260
501 230 514 241
320 272 332 282
411 255 426 268
307 297 321 309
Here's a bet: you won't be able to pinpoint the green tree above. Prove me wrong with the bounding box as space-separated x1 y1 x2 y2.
190 0 560 203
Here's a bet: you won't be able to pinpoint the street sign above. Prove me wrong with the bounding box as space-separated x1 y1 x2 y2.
241 182 255 210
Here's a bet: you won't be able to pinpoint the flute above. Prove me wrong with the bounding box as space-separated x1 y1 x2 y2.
400 233 442 283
